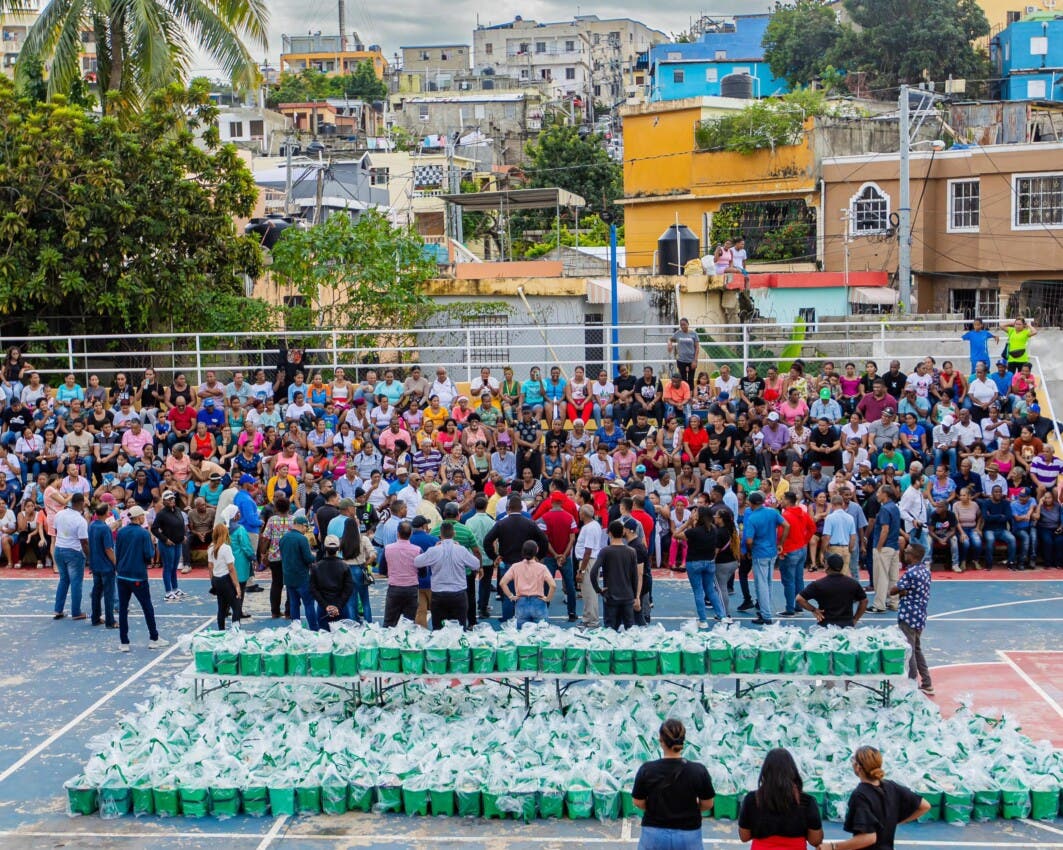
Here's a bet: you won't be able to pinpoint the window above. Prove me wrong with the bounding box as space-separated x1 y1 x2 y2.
565 40 575 52
540 69 551 81
950 288 999 320
461 314 510 366
593 84 601 97
228 121 243 138
418 103 430 120
1027 79 1047 98
420 51 430 60
593 33 600 45
850 183 890 234
672 69 685 84
705 68 718 83
535 41 546 54
1030 36 1048 55
474 104 485 119
485 42 493 55
1014 173 1063 228
370 167 389 186
565 67 575 80
519 68 529 79
948 179 980 232
714 49 726 60
440 50 449 60
519 42 529 54
249 119 264 137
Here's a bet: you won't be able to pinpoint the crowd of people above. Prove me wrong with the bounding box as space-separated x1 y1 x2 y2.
10 316 1059 657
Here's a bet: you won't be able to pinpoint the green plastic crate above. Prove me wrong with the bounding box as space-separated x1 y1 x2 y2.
517 645 540 672
857 648 882 675
541 647 565 673
635 650 658 675
211 786 240 818
239 651 262 676
65 779 98 816
286 652 308 676
714 792 739 820
333 652 358 676
379 648 401 673
564 646 587 673
588 649 613 675
757 648 781 673
267 786 296 816
321 783 348 815
179 786 210 818
402 785 429 816
424 648 449 675
707 646 731 674
296 784 321 814
471 647 496 673
659 649 682 674
456 787 482 817
262 652 287 676
682 649 707 675
400 648 425 674
358 645 380 672
733 647 757 674
495 646 518 672
348 783 374 812
430 788 455 816
448 647 472 673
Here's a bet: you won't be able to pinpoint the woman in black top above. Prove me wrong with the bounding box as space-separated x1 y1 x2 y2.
713 508 740 617
632 719 714 850
829 746 930 850
673 506 728 628
738 748 823 850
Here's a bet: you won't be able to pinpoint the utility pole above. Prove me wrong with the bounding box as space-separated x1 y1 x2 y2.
338 0 346 50
284 130 295 216
898 84 912 311
447 133 463 244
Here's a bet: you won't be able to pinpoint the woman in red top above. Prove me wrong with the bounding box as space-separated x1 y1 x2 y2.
738 748 823 850
191 421 216 460
682 415 709 460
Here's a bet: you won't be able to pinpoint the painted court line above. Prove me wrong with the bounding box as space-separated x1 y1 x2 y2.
1024 820 1063 838
4 613 208 619
253 815 289 850
0 616 214 786
996 650 1063 721
928 596 1063 619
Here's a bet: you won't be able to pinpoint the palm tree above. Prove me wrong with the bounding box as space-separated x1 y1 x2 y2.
15 0 268 114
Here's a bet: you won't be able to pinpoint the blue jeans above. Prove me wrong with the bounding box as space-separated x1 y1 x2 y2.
54 548 85 616
638 825 703 850
287 582 319 630
958 529 982 564
592 403 614 421
1014 528 1032 566
497 563 515 622
90 570 117 625
514 596 548 629
544 555 576 617
686 559 725 621
778 549 806 613
1037 527 1063 567
752 556 776 621
159 542 181 593
983 528 1016 567
344 564 373 623
933 447 958 474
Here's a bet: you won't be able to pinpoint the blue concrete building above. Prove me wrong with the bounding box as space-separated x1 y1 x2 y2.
647 15 788 101
993 13 1063 103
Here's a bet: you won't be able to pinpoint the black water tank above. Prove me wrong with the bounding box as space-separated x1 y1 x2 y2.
245 215 296 250
657 225 699 275
720 72 754 99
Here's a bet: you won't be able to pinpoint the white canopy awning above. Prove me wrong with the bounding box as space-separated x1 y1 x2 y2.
586 278 643 305
849 286 899 305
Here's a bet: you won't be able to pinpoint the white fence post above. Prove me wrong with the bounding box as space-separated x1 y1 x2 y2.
194 335 203 387
741 325 750 373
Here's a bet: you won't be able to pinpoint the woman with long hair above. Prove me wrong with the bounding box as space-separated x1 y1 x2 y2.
672 506 728 628
738 747 823 849
830 746 930 850
713 508 740 616
632 719 715 850
207 523 241 630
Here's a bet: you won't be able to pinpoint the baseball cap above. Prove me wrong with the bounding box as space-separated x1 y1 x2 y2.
767 412 780 422
810 462 822 469
127 506 146 519
771 465 783 472
621 517 639 533
337 498 355 510
323 534 341 549
820 388 831 399
204 398 215 407
1031 404 1041 413
292 511 309 526
884 463 897 470
410 515 429 528
883 408 895 416
209 472 222 481
942 415 955 426
748 491 765 504
239 473 256 485
353 487 366 498
395 467 409 475
718 391 729 401
997 359 1008 366
161 490 176 500
634 464 646 473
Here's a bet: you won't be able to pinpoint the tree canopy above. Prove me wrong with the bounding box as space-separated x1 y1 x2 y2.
762 0 991 92
523 121 621 217
0 79 266 336
16 0 267 115
269 210 438 329
267 65 387 108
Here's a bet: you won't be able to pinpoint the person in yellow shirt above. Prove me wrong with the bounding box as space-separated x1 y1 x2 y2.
768 465 791 501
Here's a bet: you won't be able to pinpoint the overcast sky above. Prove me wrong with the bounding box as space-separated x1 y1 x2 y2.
193 0 773 76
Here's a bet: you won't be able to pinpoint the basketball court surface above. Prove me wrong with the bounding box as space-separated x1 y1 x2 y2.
0 568 1060 850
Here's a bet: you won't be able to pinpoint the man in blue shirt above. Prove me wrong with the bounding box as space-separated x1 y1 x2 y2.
115 506 166 650
196 398 225 432
890 542 934 695
870 486 901 613
88 503 117 628
742 491 789 625
981 485 1016 569
961 318 997 373
233 474 263 550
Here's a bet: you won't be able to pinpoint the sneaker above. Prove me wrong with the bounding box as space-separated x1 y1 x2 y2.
920 684 936 696
777 610 798 617
175 589 190 599
148 638 170 650
164 592 178 602
697 620 710 630
737 600 755 612
52 612 65 620
119 643 131 652
750 617 774 625
568 614 577 622
869 607 888 614
951 564 963 573
722 617 734 625
179 565 191 574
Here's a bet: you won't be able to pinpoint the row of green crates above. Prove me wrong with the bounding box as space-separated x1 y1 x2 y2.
66 779 1061 823
193 644 908 679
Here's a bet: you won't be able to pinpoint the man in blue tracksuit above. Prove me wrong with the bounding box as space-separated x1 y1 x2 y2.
88 503 117 628
280 513 318 630
115 506 167 651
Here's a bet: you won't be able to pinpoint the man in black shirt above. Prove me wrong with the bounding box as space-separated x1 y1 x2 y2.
697 437 733 477
738 366 765 414
623 517 652 625
483 495 549 623
797 553 868 627
614 364 637 425
514 406 542 477
883 360 907 399
808 418 843 470
634 368 663 424
590 520 641 629
0 399 30 447
626 412 652 448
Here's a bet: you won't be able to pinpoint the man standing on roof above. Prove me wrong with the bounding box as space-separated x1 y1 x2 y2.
669 318 700 392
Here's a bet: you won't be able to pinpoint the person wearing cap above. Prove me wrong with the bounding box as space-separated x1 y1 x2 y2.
797 553 867 628
309 534 354 631
809 387 842 424
150 489 186 601
743 490 789 625
87 502 117 628
931 414 960 474
1010 486 1036 570
279 511 319 630
196 397 225 433
232 474 262 546
114 504 167 650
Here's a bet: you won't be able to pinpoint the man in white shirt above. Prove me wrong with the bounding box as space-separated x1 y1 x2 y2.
931 416 959 474
574 504 604 629
428 368 458 409
965 364 999 421
731 237 749 281
713 364 740 401
952 408 982 453
469 368 500 399
53 492 89 620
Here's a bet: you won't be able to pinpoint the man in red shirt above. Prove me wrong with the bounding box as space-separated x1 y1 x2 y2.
165 398 196 450
778 492 815 617
539 498 578 621
532 481 578 522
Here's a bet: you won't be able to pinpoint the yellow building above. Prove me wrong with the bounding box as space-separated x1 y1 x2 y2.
978 0 1055 33
619 96 818 270
280 33 387 78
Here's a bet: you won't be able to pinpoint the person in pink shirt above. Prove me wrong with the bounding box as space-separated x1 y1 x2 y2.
382 522 423 627
778 388 810 427
499 540 556 628
120 419 152 460
378 417 412 454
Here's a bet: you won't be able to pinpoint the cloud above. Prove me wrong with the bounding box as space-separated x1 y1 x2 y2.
192 1 773 75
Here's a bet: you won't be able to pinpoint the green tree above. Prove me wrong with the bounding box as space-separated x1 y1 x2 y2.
762 0 844 88
0 79 266 335
836 0 990 90
269 210 438 328
267 63 386 108
16 0 267 114
342 60 387 102
524 121 621 216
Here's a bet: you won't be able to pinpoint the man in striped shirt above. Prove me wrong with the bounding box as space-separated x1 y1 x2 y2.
1031 445 1063 496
